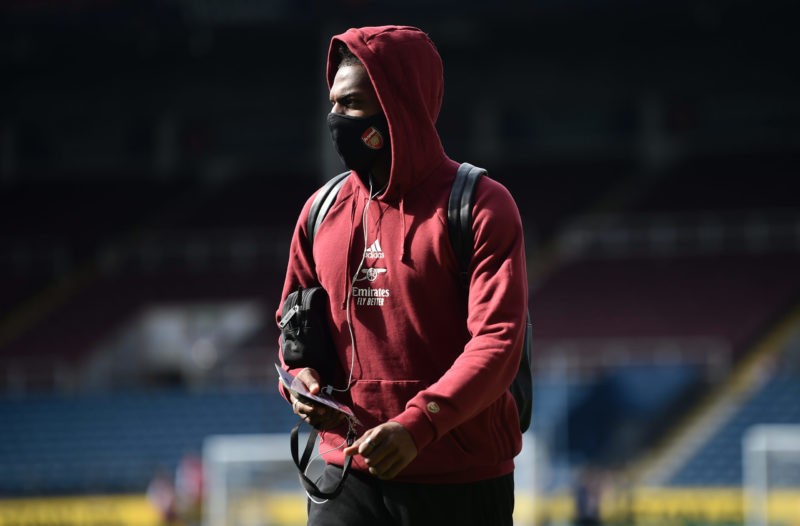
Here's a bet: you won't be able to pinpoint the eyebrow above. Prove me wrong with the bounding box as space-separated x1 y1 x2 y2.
330 89 361 104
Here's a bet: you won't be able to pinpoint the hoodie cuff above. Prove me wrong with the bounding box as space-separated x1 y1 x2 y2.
391 406 437 452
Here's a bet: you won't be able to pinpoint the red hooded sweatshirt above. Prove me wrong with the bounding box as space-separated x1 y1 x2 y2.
277 25 528 483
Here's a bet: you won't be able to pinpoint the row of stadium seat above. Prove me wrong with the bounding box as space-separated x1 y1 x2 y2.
669 374 800 486
0 388 295 495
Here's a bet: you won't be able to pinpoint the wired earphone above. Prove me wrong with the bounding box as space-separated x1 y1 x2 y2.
327 176 385 395
305 177 386 504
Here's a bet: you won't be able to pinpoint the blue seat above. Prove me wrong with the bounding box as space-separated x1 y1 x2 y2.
668 375 800 486
0 388 292 495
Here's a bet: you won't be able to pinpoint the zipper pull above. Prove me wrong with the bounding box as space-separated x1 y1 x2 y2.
279 305 300 329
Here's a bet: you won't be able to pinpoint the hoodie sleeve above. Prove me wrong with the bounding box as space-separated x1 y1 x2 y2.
274 193 321 401
392 177 528 451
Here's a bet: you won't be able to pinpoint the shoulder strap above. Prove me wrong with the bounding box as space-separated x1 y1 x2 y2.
448 162 486 288
307 171 350 244
447 162 533 433
289 171 352 499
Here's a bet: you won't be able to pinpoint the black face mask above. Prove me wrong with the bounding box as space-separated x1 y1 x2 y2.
327 112 390 175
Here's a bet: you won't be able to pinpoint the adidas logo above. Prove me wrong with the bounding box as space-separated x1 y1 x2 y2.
365 240 385 259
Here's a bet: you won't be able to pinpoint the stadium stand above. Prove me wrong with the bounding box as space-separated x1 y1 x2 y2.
527 143 800 483
527 253 800 498
630 151 800 213
669 374 800 486
0 388 292 495
0 178 195 262
532 254 800 356
0 169 312 389
492 157 638 249
666 327 800 487
169 171 317 230
0 266 286 390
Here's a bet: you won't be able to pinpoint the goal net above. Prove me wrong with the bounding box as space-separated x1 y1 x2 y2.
743 425 800 526
203 434 309 526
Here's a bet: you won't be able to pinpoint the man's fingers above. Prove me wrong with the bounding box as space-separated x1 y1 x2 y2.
291 396 313 415
291 394 345 431
291 392 329 416
296 367 321 394
367 448 412 480
362 439 393 468
359 434 380 455
343 431 374 457
341 423 417 478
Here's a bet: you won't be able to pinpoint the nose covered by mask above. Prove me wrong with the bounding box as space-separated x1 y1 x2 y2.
327 112 390 176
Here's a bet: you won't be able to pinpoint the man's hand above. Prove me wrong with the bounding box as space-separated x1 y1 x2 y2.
290 368 346 430
343 422 418 480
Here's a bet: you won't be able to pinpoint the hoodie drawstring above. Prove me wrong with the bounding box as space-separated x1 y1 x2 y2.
342 186 359 309
399 199 409 263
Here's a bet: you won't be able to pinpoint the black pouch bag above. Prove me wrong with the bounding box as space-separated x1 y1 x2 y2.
279 286 338 384
279 286 352 500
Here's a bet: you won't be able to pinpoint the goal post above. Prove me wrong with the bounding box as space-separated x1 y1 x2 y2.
743 424 800 526
203 433 309 526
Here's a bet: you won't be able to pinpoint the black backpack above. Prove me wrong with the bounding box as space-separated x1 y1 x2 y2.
307 162 533 433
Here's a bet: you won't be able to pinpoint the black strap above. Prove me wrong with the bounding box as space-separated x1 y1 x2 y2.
446 162 534 433
308 171 349 244
292 171 351 499
290 419 354 500
448 163 485 288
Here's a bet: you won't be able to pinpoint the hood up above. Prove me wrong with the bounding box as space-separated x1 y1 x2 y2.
327 25 448 202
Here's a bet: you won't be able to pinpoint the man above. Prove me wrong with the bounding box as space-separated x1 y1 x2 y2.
277 25 528 525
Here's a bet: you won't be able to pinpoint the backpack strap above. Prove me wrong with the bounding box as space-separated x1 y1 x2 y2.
448 163 486 288
293 170 351 499
308 171 350 244
447 162 533 433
